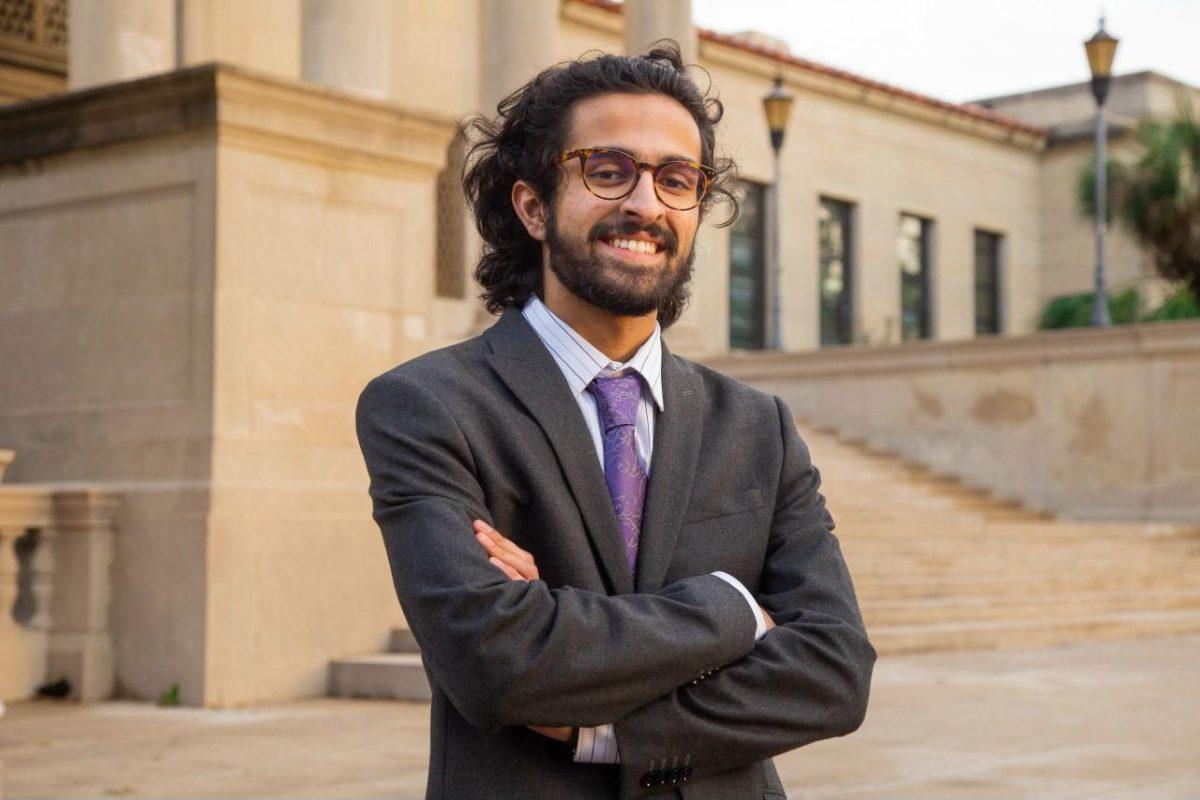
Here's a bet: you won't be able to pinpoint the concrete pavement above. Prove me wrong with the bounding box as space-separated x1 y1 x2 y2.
1 635 1197 799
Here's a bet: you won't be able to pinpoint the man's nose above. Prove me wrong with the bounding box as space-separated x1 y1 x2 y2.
618 169 665 221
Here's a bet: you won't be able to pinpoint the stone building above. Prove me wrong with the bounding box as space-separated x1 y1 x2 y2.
1 0 1198 710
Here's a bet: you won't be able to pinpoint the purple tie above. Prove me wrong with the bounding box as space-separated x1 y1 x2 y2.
586 372 648 578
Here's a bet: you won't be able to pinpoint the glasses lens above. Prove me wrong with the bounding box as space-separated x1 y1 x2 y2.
655 162 706 208
583 151 636 197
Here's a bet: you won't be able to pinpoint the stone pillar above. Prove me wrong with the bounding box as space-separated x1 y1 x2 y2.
623 0 696 63
480 0 559 110
68 0 176 90
301 0 391 100
178 0 302 80
45 491 120 702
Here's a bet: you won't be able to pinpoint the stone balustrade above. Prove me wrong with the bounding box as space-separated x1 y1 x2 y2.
0 456 120 704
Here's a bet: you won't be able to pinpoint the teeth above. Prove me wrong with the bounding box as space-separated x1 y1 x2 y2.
609 238 658 255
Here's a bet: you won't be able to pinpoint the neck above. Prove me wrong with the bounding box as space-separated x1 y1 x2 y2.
541 270 657 364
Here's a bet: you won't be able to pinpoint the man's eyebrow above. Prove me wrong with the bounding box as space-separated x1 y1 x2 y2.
594 145 702 164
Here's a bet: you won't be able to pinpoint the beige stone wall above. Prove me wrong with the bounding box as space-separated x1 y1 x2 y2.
707 320 1200 522
205 140 443 706
0 124 217 705
0 65 455 706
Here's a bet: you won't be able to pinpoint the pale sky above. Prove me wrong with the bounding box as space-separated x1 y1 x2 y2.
690 0 1200 104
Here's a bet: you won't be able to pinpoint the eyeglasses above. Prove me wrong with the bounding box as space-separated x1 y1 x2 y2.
555 148 716 211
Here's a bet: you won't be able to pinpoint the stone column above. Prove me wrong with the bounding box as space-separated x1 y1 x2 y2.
301 0 391 100
68 0 176 90
622 0 696 63
45 490 120 702
479 0 559 111
178 0 303 80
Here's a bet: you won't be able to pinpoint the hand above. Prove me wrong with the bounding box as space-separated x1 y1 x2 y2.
472 519 539 581
527 725 575 743
758 602 777 632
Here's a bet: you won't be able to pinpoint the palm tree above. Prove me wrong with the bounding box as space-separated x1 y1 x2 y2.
1078 94 1200 305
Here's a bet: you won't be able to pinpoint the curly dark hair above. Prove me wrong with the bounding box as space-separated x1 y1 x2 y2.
461 40 739 319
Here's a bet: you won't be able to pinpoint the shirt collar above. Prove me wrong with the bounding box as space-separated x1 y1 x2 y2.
521 294 664 411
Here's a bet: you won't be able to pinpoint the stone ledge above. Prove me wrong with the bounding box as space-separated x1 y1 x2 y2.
705 319 1200 379
0 62 457 175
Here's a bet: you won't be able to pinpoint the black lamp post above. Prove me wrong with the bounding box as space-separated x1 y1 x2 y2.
762 73 794 349
1084 17 1119 327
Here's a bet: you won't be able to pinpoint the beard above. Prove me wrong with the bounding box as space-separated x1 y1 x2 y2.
543 206 696 328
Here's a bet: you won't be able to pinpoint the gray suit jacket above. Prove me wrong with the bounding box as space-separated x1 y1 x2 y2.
354 306 875 800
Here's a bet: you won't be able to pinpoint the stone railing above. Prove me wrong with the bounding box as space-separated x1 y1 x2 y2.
705 320 1200 523
0 451 119 703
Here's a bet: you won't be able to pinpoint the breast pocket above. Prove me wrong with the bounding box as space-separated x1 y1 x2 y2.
683 488 765 524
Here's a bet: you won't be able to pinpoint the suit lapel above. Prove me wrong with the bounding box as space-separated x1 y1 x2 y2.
484 307 635 595
635 339 704 592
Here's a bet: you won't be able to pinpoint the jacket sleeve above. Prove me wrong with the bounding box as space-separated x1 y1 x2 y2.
610 396 877 799
355 369 759 734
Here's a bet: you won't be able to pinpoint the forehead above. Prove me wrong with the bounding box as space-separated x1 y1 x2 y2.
564 92 703 162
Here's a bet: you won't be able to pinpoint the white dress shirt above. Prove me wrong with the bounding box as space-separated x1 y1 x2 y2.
520 295 768 764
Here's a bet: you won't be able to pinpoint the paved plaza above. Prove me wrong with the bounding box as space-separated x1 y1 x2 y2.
2 635 1197 799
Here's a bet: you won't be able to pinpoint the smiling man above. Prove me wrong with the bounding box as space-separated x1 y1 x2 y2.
355 43 875 800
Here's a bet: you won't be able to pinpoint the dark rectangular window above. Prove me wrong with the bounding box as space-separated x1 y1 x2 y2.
898 213 932 341
729 181 767 350
818 197 854 346
974 229 1002 335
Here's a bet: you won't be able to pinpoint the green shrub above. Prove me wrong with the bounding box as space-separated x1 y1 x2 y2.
1142 287 1200 321
1038 287 1140 329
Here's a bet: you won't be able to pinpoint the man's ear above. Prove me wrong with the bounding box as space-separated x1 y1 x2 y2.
512 180 547 242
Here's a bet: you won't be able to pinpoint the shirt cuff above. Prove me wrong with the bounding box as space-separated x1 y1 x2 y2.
573 723 620 763
710 570 767 641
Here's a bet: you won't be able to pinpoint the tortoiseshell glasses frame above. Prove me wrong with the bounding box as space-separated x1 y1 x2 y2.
555 147 716 211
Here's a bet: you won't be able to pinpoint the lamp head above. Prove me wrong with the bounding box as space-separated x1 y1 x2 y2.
762 74 795 153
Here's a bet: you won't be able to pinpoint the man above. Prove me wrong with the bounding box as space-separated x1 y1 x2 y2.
355 43 875 800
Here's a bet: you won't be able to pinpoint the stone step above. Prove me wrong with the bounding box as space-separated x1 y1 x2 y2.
844 543 1200 562
328 653 430 702
837 521 1197 539
854 570 1200 599
868 608 1200 656
862 588 1200 625
850 559 1197 580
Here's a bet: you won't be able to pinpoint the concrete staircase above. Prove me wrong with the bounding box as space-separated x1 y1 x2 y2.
329 420 1200 698
799 419 1200 655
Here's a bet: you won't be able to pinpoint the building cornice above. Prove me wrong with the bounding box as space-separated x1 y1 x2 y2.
0 62 457 176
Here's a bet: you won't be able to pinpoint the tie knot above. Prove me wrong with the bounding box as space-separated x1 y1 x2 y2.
586 372 643 431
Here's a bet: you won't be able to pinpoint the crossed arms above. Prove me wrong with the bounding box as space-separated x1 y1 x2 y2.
355 370 876 795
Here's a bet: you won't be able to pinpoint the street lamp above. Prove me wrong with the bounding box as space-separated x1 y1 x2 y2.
762 73 794 349
1084 17 1119 327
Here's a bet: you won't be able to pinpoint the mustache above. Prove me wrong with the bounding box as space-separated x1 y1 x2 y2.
589 220 677 255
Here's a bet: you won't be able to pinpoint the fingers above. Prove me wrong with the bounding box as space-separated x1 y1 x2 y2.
474 520 539 581
488 556 523 581
757 602 777 631
473 520 534 562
